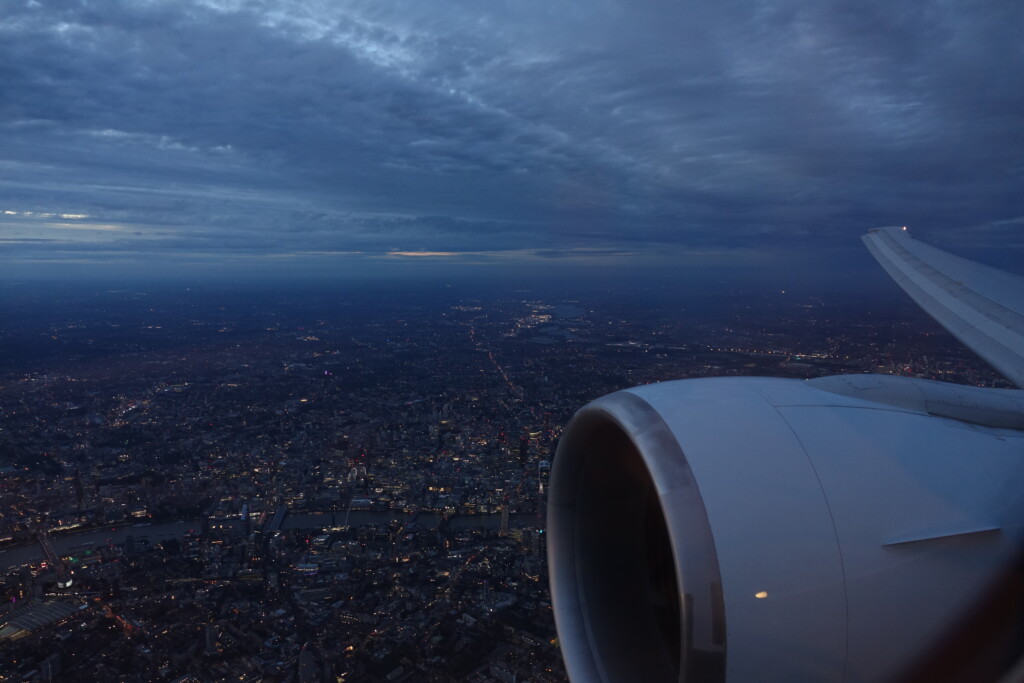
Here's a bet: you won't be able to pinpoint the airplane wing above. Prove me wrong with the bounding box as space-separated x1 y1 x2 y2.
863 226 1024 388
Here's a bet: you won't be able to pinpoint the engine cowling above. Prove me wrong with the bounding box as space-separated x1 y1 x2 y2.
547 377 1024 682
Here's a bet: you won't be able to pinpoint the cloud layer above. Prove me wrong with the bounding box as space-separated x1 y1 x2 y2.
2 0 1023 278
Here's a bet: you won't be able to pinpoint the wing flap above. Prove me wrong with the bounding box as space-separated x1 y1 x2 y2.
863 226 1024 388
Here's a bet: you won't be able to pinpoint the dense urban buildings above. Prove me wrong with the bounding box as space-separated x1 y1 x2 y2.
0 282 1009 681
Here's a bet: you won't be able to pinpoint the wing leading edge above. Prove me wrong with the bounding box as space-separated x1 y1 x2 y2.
863 226 1024 388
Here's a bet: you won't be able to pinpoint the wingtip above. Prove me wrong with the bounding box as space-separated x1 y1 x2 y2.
863 227 914 249
865 225 909 237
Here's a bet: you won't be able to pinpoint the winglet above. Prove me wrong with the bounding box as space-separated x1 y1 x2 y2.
863 227 1024 388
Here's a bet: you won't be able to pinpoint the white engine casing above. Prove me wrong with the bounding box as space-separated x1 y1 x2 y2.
547 377 1024 682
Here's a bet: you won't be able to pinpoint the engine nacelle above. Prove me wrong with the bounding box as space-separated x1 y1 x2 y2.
547 377 1024 682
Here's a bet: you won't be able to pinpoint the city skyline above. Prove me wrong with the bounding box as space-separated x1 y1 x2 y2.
0 282 1008 680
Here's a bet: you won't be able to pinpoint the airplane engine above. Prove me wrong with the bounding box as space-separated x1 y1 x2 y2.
547 376 1024 683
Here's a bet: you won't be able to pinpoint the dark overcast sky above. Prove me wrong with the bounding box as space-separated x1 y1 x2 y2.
2 0 1022 285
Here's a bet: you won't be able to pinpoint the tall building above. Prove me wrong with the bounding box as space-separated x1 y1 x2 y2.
537 459 551 519
73 468 84 512
205 623 219 655
500 497 510 537
40 653 61 681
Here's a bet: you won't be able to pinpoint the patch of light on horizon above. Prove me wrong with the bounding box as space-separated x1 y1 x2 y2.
3 210 90 219
387 251 460 257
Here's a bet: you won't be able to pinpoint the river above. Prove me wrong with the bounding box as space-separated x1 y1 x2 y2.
0 510 541 572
